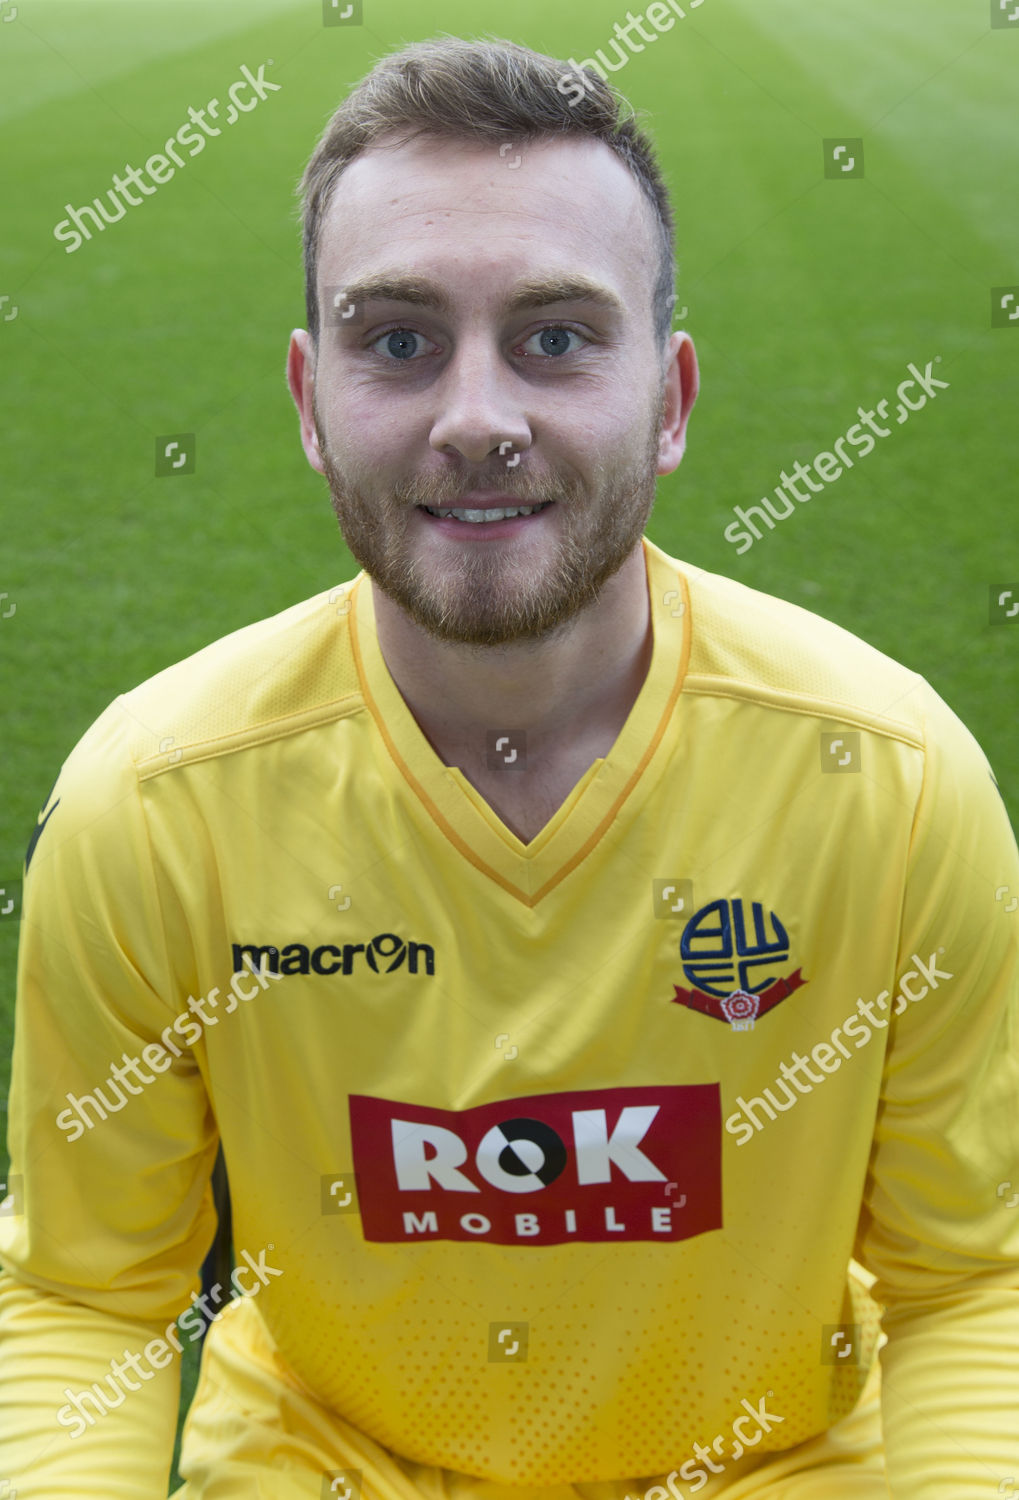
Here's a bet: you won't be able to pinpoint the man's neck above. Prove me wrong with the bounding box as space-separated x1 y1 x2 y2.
370 544 653 764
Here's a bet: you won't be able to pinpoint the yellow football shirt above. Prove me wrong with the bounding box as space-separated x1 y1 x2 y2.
1 537 1017 1497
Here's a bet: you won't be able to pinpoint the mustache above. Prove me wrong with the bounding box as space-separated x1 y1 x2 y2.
394 472 574 510
314 434 580 509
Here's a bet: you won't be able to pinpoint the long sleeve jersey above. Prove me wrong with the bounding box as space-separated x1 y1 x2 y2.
2 536 1018 1498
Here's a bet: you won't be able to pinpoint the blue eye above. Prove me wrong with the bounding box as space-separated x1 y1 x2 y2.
366 325 587 361
372 328 425 361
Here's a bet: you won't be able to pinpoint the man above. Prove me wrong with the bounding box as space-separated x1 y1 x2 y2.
1 34 1017 1500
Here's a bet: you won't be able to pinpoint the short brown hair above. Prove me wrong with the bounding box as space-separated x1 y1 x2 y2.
297 35 677 351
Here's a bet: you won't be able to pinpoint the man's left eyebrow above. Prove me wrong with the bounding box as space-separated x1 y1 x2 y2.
504 276 626 317
335 273 626 318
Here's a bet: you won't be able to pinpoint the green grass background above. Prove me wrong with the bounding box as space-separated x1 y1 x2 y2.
1 0 1016 1489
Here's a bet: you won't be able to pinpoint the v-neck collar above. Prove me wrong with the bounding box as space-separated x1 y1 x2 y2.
349 538 690 905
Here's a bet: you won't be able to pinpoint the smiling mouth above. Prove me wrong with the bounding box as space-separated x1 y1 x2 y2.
420 502 553 523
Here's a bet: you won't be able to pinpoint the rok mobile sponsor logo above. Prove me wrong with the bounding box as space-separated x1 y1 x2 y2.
349 1085 722 1245
231 932 434 977
671 898 805 1029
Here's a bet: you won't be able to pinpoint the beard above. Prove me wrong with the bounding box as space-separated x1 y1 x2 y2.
314 379 667 650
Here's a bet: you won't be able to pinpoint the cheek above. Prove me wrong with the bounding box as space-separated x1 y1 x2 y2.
333 392 415 462
571 391 655 455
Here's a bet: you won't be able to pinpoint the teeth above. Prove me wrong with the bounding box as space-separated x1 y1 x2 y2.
425 504 546 522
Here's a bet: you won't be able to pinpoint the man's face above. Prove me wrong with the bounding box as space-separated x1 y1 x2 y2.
300 132 678 649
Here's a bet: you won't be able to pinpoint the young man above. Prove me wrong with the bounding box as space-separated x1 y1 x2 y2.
2 35 1017 1500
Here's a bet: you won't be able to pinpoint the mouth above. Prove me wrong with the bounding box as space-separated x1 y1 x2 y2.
419 501 553 525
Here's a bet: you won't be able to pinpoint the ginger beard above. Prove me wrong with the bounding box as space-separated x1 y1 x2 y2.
313 376 668 649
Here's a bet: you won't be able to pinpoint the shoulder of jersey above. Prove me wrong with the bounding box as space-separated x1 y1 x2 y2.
101 579 365 778
672 553 930 746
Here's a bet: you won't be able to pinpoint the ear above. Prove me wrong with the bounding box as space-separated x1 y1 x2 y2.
286 329 326 476
656 330 699 474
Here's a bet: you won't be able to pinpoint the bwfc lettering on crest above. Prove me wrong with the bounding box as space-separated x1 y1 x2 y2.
670 899 807 1029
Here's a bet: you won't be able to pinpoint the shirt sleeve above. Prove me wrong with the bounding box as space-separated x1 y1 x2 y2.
0 698 219 1498
854 680 1019 1498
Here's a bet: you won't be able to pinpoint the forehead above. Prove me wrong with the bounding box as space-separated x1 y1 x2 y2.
316 132 659 315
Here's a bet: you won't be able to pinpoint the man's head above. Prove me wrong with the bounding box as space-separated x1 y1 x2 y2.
287 36 697 648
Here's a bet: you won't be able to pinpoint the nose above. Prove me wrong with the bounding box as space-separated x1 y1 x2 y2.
427 335 532 468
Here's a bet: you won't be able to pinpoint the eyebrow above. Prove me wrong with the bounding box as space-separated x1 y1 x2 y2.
331 272 627 320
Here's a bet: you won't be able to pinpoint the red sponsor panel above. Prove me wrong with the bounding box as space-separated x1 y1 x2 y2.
349 1085 722 1244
